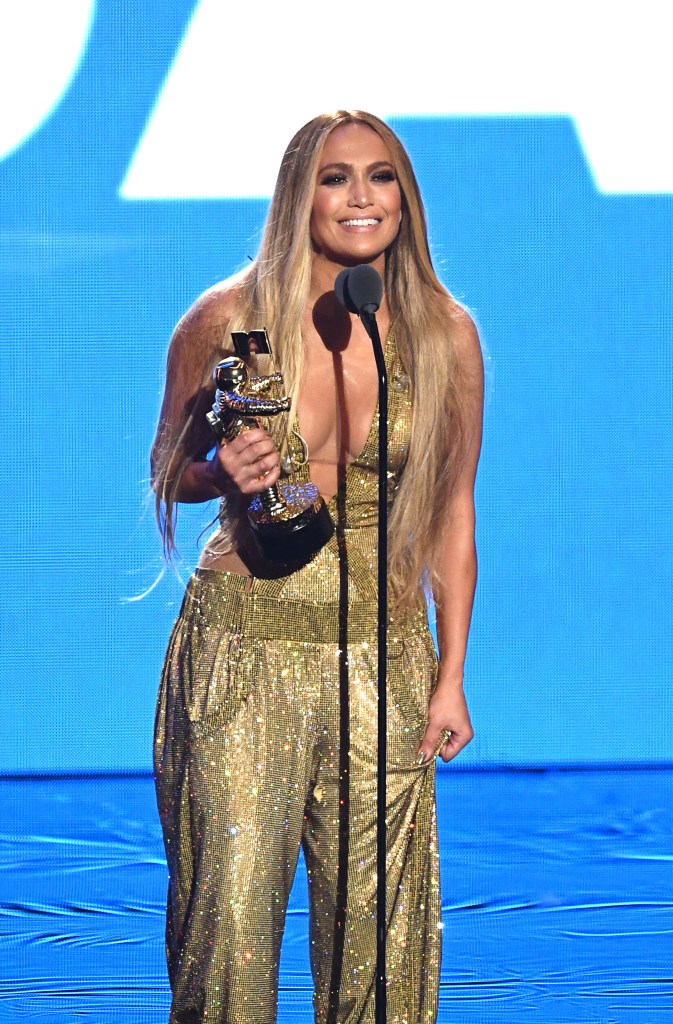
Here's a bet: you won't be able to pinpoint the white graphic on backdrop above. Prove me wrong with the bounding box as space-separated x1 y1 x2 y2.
120 0 672 197
1 0 670 194
0 0 96 162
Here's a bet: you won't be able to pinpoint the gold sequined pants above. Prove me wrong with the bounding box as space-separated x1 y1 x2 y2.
154 566 441 1024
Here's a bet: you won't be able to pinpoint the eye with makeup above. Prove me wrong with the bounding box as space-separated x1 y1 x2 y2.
319 173 348 186
372 170 397 183
318 167 397 187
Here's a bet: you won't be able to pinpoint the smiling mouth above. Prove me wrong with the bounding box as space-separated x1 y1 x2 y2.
339 218 381 227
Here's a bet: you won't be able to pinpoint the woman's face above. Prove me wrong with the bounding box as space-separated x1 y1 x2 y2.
310 123 402 270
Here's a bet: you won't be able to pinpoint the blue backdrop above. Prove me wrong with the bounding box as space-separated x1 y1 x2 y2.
1 0 671 772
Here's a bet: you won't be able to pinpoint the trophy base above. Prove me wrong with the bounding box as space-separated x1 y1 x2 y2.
248 482 334 564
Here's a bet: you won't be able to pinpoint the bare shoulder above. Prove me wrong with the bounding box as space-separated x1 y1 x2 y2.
442 298 483 376
173 278 246 345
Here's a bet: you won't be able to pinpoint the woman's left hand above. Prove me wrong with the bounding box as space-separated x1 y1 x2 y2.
417 681 474 765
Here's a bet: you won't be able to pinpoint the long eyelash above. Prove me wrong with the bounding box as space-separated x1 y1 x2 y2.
319 171 396 186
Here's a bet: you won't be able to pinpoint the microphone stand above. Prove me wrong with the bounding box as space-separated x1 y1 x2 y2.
334 263 388 1023
360 304 388 1024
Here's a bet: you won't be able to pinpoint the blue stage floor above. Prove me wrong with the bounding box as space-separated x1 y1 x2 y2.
2 769 672 1023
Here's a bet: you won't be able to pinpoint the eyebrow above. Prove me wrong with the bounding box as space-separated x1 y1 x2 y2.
317 160 395 174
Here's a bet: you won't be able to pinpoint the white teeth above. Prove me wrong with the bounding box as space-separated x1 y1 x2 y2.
340 218 380 227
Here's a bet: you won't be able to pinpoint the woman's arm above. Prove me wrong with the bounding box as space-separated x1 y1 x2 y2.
173 429 281 503
417 314 484 764
151 286 281 506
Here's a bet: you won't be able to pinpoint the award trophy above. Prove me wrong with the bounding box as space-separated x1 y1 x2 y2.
206 349 334 564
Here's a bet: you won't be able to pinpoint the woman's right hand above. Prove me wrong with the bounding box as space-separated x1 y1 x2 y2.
206 427 281 497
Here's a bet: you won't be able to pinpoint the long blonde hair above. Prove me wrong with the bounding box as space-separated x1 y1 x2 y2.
152 110 475 607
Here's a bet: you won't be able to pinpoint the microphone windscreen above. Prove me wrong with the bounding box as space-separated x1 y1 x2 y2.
346 264 383 314
334 267 357 313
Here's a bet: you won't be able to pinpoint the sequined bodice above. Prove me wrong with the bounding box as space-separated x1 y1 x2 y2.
279 332 412 603
206 333 412 601
291 332 411 525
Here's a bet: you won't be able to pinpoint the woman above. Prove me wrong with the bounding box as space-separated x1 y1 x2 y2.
152 110 483 1024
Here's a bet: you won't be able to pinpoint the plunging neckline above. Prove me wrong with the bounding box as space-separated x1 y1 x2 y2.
297 330 395 509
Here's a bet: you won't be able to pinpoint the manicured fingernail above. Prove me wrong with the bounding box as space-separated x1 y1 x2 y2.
416 751 429 765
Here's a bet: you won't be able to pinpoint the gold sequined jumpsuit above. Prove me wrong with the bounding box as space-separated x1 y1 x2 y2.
154 336 442 1023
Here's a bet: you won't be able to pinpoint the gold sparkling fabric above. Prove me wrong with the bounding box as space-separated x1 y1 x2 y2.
154 335 442 1023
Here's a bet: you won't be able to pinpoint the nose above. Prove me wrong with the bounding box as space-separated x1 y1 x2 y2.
347 178 372 208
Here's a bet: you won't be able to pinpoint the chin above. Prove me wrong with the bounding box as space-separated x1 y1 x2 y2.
331 245 388 267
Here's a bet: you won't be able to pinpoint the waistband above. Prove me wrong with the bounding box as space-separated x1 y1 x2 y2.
184 567 429 645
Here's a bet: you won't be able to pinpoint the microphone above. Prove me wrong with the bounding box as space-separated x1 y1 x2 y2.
334 264 383 317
